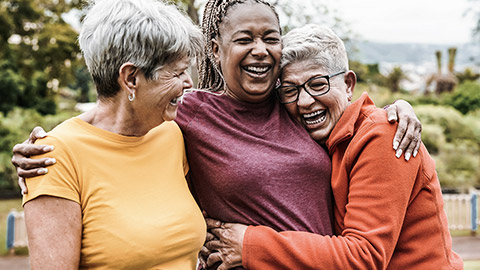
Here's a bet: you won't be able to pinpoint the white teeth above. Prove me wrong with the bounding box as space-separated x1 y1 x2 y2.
303 110 324 118
305 114 326 125
244 66 269 73
303 110 326 125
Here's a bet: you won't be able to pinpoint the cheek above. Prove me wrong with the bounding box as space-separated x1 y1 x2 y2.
156 82 176 101
270 45 282 63
327 99 347 122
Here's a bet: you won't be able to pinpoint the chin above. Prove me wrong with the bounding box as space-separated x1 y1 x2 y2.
162 108 178 122
309 131 328 144
246 82 274 94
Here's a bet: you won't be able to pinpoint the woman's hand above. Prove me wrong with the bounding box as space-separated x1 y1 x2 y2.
204 218 248 270
199 230 216 269
199 211 217 269
386 100 422 161
11 126 55 194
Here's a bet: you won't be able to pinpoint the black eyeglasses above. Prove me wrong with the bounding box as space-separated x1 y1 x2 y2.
276 71 346 104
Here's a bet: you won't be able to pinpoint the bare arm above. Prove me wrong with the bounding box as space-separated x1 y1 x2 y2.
24 196 82 270
385 100 422 160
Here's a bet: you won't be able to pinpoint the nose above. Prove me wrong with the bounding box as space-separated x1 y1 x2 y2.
297 87 315 108
183 73 193 89
251 39 268 58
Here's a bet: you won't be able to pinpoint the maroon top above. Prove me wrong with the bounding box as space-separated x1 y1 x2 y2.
176 90 333 235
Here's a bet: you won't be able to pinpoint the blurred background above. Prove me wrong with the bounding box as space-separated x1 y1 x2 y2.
0 0 479 268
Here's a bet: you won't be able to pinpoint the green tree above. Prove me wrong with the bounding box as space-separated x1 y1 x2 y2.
176 0 200 24
348 61 369 83
456 67 480 84
0 0 85 114
445 81 480 115
384 66 409 93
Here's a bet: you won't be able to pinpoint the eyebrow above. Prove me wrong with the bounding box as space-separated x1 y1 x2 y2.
282 74 326 85
232 29 280 36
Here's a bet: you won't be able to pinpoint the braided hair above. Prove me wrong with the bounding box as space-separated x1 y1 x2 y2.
198 0 280 92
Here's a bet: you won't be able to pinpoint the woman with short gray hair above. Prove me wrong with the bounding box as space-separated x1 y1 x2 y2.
21 0 206 269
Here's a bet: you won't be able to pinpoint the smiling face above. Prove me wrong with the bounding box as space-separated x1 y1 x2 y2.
282 60 354 143
212 3 282 103
137 57 193 123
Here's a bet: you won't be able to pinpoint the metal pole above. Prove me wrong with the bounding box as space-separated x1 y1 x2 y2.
6 211 15 253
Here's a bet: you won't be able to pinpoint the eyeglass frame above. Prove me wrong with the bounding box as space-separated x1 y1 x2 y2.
276 70 347 104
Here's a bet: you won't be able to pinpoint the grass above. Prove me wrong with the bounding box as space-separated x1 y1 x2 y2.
0 198 23 255
451 229 480 237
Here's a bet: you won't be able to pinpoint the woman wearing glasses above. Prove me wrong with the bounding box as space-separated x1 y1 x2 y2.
202 24 462 270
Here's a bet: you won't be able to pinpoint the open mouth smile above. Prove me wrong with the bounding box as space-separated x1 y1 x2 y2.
303 110 327 126
242 64 271 76
170 94 183 106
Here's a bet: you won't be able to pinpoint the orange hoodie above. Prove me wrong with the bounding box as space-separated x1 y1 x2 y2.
242 92 463 269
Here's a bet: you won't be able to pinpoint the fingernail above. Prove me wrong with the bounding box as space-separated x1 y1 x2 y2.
43 146 54 151
38 168 48 174
405 152 411 161
395 149 402 158
393 141 399 150
413 150 418 157
45 158 56 165
39 131 48 138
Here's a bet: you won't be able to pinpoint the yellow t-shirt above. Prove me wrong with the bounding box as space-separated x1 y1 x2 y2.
23 117 206 270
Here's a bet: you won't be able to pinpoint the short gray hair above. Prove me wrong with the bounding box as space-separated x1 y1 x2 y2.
281 24 348 74
79 0 204 98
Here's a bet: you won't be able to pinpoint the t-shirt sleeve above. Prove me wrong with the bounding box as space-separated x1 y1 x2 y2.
23 136 80 206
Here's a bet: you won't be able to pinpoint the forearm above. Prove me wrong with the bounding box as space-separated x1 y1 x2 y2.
24 196 82 269
243 226 387 270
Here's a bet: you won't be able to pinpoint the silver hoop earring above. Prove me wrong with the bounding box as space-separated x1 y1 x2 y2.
128 90 135 102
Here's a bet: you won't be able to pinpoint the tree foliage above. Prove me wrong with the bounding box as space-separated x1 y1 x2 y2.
0 0 85 115
384 66 409 93
445 80 480 114
358 82 480 191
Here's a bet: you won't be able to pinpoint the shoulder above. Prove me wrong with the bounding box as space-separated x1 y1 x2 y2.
357 105 395 139
148 121 183 141
180 90 213 111
176 90 219 129
34 117 82 149
343 104 398 160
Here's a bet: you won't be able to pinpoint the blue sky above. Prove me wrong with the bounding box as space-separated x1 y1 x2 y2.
328 0 478 44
